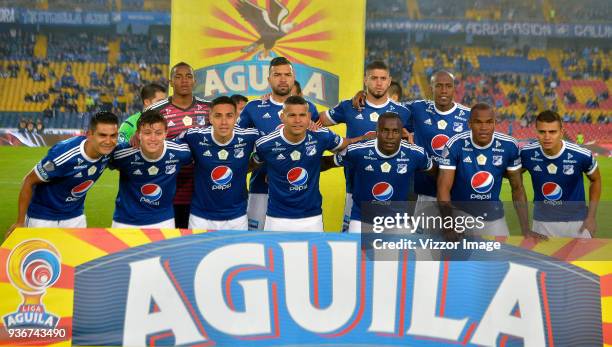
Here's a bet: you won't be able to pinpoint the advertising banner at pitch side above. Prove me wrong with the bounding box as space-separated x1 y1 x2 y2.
1 228 611 346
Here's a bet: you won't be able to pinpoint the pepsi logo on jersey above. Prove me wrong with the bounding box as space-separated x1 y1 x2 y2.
287 167 308 191
542 182 563 205
431 134 449 157
66 180 94 202
140 184 162 205
211 166 233 190
371 182 394 201
470 171 494 200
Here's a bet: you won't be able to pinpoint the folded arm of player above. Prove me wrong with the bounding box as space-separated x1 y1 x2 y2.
582 167 601 237
436 168 460 242
507 169 548 241
335 132 377 153
6 170 44 238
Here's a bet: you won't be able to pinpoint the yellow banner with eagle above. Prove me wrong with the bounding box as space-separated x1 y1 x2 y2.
170 0 366 108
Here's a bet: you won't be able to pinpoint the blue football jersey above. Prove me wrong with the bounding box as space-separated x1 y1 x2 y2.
254 128 343 218
111 141 192 225
335 139 432 221
327 98 413 194
403 100 471 197
439 131 521 220
521 140 597 222
29 136 111 220
178 126 259 220
238 96 319 194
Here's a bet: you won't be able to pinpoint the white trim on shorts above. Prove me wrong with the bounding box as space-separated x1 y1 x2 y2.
264 215 323 232
26 214 87 228
188 214 248 231
111 218 175 228
533 220 591 238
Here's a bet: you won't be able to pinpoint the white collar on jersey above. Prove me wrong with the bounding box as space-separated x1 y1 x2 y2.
280 127 306 145
211 126 235 146
269 96 284 106
434 102 458 116
470 132 494 150
140 141 167 162
365 97 391 109
80 139 100 163
541 140 566 160
374 139 401 158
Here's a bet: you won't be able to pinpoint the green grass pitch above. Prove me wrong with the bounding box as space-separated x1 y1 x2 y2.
1 146 611 239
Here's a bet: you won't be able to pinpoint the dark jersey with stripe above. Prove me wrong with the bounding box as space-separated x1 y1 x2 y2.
146 96 211 204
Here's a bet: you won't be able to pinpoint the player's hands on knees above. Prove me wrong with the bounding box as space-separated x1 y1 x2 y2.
351 90 366 110
6 222 24 239
523 230 548 241
580 217 597 237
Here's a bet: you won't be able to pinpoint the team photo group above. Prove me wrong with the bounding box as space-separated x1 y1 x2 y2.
6 56 601 240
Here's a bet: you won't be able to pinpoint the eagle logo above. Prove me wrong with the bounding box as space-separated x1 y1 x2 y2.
234 0 296 58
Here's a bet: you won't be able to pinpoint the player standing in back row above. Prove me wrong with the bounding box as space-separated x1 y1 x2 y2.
521 110 601 238
319 61 413 232
238 57 319 230
353 70 470 229
145 62 211 228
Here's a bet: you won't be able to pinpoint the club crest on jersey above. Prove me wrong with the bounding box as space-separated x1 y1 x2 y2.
211 166 233 190
369 112 379 122
471 171 494 194
165 165 176 175
234 148 245 158
542 182 562 201
87 166 97 176
218 149 229 160
148 166 159 175
287 167 308 191
437 120 447 130
547 163 557 174
453 122 463 132
431 134 449 156
563 165 574 175
372 182 393 201
306 145 317 156
140 184 162 204
492 156 502 166
397 164 407 174
69 180 94 200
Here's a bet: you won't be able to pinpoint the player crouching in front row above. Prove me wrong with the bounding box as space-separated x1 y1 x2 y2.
7 112 119 236
521 110 601 238
437 103 544 240
110 110 192 228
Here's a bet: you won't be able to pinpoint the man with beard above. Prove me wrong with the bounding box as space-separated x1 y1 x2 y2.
238 57 319 230
318 61 412 231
